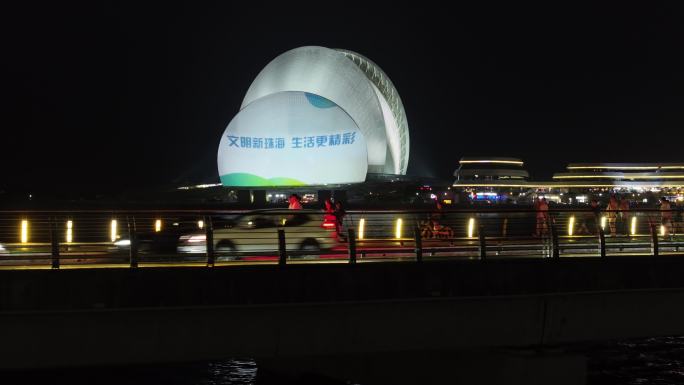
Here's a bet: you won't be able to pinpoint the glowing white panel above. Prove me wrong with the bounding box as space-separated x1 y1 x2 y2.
242 46 387 168
219 92 367 186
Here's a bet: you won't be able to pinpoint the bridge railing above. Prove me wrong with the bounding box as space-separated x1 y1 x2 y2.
0 208 682 268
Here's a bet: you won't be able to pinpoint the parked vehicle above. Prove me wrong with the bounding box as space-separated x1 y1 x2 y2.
177 209 340 260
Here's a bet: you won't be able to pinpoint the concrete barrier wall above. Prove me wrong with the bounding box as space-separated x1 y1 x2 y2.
2 257 684 369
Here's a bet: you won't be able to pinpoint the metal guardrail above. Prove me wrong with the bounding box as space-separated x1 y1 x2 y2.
0 208 683 268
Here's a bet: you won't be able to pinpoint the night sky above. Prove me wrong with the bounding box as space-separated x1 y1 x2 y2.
5 3 684 194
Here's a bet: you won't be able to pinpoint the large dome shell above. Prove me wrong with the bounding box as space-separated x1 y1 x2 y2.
335 49 409 175
241 46 409 175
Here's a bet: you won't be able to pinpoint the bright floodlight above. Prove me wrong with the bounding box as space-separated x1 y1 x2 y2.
395 218 403 239
218 46 409 186
20 220 28 244
66 220 73 243
110 220 118 242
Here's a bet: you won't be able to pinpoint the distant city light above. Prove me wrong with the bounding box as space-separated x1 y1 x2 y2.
198 220 205 229
155 219 162 233
554 174 684 180
177 183 222 190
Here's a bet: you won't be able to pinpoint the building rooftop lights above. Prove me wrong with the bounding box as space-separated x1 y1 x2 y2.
459 160 524 166
567 163 684 170
554 174 684 179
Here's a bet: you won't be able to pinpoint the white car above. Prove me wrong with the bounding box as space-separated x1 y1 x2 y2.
177 210 340 259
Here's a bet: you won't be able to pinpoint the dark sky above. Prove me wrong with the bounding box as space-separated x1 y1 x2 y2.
5 3 684 194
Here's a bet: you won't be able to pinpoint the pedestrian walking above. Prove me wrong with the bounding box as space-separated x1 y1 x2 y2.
618 195 631 235
606 195 618 236
288 194 302 210
660 197 673 237
535 197 549 237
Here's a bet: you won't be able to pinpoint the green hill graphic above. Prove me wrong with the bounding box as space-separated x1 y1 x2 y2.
220 173 306 187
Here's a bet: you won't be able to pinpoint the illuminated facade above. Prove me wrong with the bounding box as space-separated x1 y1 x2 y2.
454 157 529 182
452 160 684 204
218 46 409 187
452 157 530 202
553 163 684 187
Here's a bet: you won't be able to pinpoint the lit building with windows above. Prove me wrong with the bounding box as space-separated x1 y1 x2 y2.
217 46 409 187
452 157 531 203
554 163 684 186
452 160 684 205
551 163 684 203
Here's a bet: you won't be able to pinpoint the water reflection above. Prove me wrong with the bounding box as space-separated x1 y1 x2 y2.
587 336 684 385
0 359 258 385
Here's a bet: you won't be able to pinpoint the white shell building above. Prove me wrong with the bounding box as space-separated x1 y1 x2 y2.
217 46 409 187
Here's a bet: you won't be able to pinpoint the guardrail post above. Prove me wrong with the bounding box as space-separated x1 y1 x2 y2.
127 216 138 268
550 223 560 259
650 224 659 257
414 227 423 262
205 216 214 267
278 229 287 266
50 216 60 269
348 228 357 264
478 225 486 260
598 227 606 258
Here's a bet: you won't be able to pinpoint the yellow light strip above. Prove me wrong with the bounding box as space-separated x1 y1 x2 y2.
568 216 575 236
110 220 117 242
660 225 666 237
66 220 73 243
600 216 606 230
467 218 475 238
630 217 637 235
460 160 524 166
395 218 403 239
358 218 365 240
554 174 684 179
452 183 684 188
20 220 28 244
567 165 684 170
155 219 162 232
567 166 660 170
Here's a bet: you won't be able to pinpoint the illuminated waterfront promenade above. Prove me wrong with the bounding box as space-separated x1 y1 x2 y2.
3 208 684 384
1 208 683 268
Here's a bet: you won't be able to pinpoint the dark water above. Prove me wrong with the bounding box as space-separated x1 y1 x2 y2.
3 337 684 385
586 336 684 385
